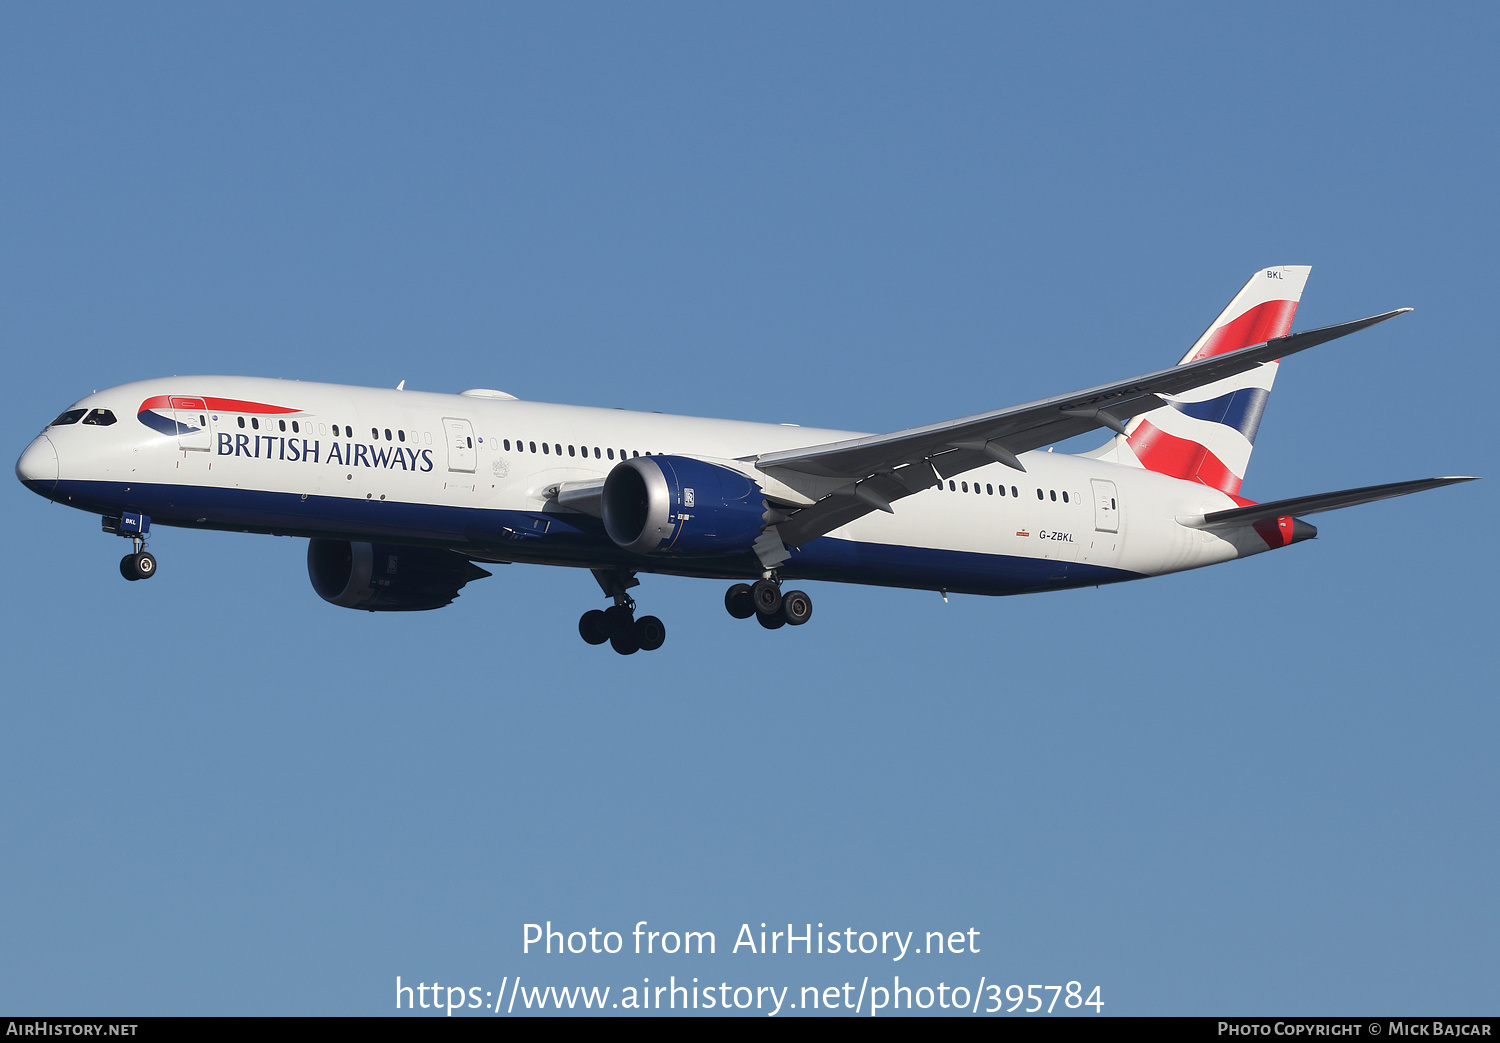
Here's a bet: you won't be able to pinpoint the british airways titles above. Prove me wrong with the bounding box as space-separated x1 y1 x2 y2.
216 432 435 472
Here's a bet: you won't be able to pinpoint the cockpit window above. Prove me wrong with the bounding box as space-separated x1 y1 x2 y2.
49 409 86 427
80 409 117 426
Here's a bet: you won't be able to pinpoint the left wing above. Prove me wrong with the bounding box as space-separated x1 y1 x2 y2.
758 309 1409 547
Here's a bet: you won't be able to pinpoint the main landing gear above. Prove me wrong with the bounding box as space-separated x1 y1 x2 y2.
104 512 157 582
725 575 812 630
579 568 666 656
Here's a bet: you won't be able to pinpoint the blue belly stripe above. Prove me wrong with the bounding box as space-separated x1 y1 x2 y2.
26 478 1142 597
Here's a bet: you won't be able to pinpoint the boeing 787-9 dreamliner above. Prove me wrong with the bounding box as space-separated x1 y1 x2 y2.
16 267 1476 653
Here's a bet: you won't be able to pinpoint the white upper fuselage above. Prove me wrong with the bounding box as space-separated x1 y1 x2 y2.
19 375 1273 595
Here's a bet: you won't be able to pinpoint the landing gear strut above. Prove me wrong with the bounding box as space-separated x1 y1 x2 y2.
726 574 812 630
105 513 157 582
580 568 667 655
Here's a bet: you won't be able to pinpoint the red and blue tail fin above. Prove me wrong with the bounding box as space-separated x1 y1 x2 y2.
1086 265 1311 497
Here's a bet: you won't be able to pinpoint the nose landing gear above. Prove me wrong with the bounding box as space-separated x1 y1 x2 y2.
119 548 157 581
104 513 157 582
580 568 667 655
726 575 812 630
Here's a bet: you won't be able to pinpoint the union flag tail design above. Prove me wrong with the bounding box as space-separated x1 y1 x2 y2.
1091 265 1311 497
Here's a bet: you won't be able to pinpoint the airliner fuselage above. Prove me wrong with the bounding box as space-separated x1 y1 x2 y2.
18 374 1261 592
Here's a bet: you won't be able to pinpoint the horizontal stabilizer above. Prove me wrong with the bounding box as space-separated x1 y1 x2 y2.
1180 476 1478 530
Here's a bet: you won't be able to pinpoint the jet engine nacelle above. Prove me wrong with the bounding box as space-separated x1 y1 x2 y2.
602 455 766 555
307 538 491 611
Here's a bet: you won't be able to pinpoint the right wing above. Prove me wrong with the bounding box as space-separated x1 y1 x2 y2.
758 309 1411 548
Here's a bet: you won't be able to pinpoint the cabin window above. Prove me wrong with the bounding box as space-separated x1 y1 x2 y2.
568 445 576 457
1012 486 1019 497
593 447 601 459
398 430 405 441
346 426 354 438
1050 490 1057 501
529 441 536 453
542 443 549 454
48 409 86 426
1036 488 1043 499
555 444 562 455
607 448 615 460
986 484 993 495
948 480 956 491
466 437 473 448
961 482 968 492
292 421 299 433
998 484 1005 496
1062 491 1069 503
237 417 246 428
278 420 286 431
384 429 392 441
81 409 117 426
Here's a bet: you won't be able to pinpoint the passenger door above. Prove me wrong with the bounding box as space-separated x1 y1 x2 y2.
170 397 212 451
1091 479 1119 533
443 417 477 473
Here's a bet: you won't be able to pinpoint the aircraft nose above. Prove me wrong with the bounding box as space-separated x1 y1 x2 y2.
16 434 59 491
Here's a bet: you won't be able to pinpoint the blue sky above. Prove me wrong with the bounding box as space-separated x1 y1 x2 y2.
2 3 1495 1015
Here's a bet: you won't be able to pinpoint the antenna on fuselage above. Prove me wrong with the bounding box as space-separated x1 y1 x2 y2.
396 380 406 391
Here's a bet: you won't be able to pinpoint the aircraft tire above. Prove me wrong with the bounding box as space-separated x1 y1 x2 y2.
635 615 666 651
756 607 787 630
610 630 641 655
120 554 140 581
751 579 782 616
134 552 157 579
579 609 610 645
603 604 634 637
724 583 755 619
782 590 812 626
